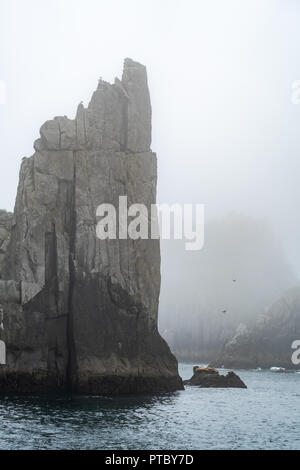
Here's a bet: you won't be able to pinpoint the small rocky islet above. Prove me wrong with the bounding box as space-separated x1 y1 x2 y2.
183 366 247 389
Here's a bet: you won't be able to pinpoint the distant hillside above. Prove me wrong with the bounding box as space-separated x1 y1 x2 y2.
210 287 300 369
159 214 297 362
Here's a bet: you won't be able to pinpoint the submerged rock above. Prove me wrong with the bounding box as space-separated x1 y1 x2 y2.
269 367 292 373
0 59 183 394
183 366 247 388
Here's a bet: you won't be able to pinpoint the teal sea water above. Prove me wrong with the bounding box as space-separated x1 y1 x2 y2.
0 363 299 450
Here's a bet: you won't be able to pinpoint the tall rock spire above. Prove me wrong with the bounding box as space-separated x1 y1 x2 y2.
0 59 183 394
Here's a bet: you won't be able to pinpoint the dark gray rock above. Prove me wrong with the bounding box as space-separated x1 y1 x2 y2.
0 59 183 394
183 366 247 388
0 210 12 277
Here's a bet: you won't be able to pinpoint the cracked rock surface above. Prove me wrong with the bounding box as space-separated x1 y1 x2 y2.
0 59 183 394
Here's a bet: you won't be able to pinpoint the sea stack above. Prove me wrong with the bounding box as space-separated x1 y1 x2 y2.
0 59 183 394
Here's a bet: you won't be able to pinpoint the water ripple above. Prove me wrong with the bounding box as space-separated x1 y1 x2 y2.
0 364 299 450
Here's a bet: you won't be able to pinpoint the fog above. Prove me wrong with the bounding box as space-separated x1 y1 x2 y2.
1 0 300 359
159 214 297 360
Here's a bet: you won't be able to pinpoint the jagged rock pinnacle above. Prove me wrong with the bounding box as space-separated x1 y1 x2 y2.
0 60 183 394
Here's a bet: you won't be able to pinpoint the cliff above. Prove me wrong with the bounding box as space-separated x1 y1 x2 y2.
210 287 300 370
0 58 183 394
0 210 12 276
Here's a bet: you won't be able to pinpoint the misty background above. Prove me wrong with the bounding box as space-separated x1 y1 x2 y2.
1 0 300 360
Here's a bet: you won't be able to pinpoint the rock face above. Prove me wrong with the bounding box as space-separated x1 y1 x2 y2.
0 59 183 394
0 210 12 276
210 287 300 370
183 366 247 388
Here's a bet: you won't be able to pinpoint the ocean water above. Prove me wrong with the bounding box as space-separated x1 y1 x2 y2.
0 363 299 450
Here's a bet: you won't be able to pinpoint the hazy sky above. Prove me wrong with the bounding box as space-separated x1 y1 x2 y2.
1 0 300 275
